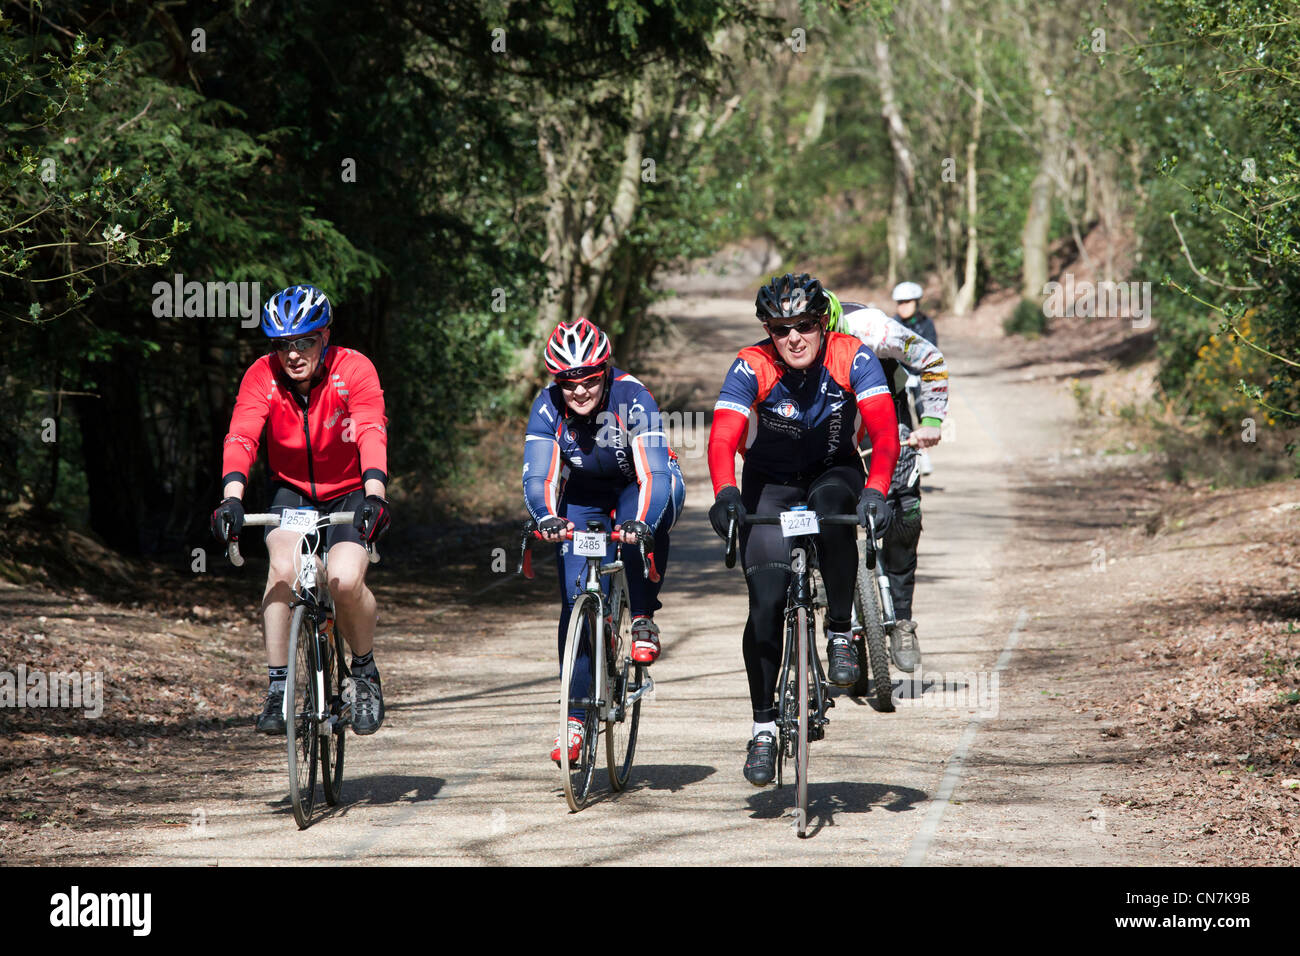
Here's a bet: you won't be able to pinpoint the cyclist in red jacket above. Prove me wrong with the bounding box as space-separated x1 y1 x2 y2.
210 285 392 736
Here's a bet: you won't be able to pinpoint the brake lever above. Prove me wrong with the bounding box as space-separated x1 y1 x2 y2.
724 505 738 569
517 520 537 578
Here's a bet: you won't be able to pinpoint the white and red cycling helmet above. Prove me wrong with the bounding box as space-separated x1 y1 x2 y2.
544 317 612 378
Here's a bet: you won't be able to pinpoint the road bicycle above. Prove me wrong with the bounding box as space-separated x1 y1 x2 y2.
226 508 377 829
724 504 862 838
519 518 657 812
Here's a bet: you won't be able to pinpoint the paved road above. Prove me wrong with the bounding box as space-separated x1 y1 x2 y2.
132 295 1112 865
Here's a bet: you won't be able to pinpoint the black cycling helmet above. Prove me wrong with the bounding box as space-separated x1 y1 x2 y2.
755 273 830 322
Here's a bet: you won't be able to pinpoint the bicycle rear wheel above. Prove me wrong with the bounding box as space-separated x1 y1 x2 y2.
795 605 810 838
286 605 320 829
605 582 641 791
560 592 600 811
321 624 346 806
853 542 894 711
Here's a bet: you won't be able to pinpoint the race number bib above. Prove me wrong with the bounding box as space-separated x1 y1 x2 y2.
779 510 820 537
572 531 607 557
280 508 319 533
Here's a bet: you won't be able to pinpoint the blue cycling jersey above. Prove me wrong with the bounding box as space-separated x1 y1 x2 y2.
523 368 678 533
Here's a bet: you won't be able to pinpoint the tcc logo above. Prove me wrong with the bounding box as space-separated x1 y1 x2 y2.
774 400 799 420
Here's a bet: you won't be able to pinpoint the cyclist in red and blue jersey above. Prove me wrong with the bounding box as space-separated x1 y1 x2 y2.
210 285 392 737
524 318 685 765
706 273 899 787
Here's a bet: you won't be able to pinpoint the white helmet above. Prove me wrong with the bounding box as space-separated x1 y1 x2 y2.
891 281 923 302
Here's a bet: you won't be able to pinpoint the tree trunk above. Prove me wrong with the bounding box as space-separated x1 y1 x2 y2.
953 37 984 318
872 36 916 287
1021 48 1062 301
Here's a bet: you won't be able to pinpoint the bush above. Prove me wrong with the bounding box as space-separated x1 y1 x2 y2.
1003 298 1047 338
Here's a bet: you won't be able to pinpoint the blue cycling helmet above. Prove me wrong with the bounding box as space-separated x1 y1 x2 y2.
261 285 332 338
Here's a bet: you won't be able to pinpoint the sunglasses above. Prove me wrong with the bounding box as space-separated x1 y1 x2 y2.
766 317 822 338
558 372 604 392
271 335 321 353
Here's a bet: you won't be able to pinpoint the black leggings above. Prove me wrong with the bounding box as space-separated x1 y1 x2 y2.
739 463 862 723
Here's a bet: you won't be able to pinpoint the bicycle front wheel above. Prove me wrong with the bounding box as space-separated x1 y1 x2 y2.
795 605 810 838
560 592 600 812
321 624 346 806
853 542 894 712
286 604 320 829
605 578 640 791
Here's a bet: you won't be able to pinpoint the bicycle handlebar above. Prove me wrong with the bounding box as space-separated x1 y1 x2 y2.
226 512 380 568
517 519 659 582
723 506 873 568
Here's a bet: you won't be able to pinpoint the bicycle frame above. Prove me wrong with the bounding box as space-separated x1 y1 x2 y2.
776 541 832 764
570 527 655 722
229 512 378 729
518 518 658 723
863 513 898 630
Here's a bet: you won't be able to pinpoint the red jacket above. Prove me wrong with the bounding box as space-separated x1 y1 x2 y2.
221 347 388 501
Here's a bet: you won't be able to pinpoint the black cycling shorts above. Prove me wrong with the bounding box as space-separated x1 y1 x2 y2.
265 483 366 550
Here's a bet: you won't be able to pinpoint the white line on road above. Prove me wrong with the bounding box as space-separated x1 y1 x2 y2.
902 606 1029 867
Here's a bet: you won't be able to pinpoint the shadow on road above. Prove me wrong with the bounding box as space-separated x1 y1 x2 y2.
621 763 716 793
269 774 445 817
745 780 927 838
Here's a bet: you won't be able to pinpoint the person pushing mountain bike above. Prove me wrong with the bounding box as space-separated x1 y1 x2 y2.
825 292 949 674
210 285 392 738
524 317 685 765
706 274 899 787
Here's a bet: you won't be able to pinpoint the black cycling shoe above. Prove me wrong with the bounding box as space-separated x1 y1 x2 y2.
349 667 385 735
743 731 778 787
826 635 860 687
256 687 286 735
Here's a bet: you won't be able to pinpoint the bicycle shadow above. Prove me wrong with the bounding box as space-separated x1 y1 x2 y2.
618 763 717 794
268 774 444 819
564 763 717 809
745 781 927 838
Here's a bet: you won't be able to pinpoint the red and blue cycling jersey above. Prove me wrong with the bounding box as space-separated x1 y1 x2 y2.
708 331 899 495
221 346 388 501
523 368 679 534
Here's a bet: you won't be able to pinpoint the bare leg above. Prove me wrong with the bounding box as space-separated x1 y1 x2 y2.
327 541 375 657
262 529 300 667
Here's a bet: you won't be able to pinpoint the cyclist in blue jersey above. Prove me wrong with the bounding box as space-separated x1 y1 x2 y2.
523 318 686 765
706 274 900 787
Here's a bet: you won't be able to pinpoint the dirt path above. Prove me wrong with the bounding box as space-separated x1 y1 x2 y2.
0 290 1171 866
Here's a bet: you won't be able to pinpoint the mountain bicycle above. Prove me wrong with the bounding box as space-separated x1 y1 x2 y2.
851 510 896 710
226 508 378 829
724 505 862 838
519 517 658 812
852 431 924 709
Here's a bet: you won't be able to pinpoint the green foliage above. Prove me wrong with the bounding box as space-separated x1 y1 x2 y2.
1133 0 1300 463
1003 298 1047 337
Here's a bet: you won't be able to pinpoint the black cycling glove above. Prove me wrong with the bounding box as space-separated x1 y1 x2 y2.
354 495 391 544
537 515 569 538
211 497 245 546
708 486 745 539
858 488 892 537
620 518 653 548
